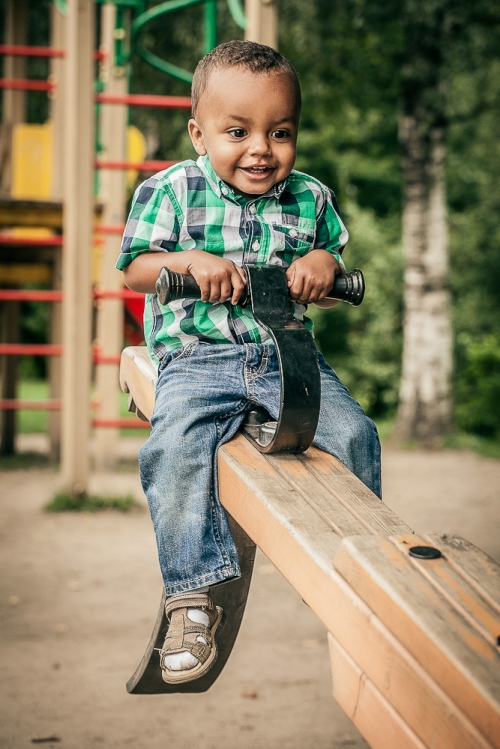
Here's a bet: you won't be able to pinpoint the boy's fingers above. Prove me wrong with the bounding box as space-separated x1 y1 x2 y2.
210 279 224 303
289 273 305 302
219 277 233 303
231 267 247 304
235 265 247 284
198 279 211 302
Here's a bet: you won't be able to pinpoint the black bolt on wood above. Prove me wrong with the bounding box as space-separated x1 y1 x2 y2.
409 546 442 560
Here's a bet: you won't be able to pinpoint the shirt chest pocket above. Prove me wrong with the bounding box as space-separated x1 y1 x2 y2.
271 222 316 257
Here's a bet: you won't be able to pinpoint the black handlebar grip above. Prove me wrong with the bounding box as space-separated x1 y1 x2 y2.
325 268 365 306
155 267 201 305
156 267 365 307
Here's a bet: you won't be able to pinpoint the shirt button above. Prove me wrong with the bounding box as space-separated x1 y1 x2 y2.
289 228 298 238
249 204 257 214
252 240 260 251
221 186 228 195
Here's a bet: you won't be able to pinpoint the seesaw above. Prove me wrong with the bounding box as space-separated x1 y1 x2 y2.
120 266 500 748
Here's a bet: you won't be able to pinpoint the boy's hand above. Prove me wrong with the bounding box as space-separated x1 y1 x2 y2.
286 250 342 305
186 253 247 305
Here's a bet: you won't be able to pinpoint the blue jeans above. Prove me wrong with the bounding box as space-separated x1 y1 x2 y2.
139 342 381 596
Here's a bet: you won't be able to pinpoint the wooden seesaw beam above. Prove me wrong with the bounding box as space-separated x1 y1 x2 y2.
120 346 500 749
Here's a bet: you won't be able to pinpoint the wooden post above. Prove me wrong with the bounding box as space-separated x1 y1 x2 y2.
50 4 66 202
61 0 95 495
244 0 278 49
94 3 127 470
0 0 27 196
48 252 62 462
48 3 66 462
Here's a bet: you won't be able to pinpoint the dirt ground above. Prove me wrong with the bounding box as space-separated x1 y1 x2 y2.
1 437 499 749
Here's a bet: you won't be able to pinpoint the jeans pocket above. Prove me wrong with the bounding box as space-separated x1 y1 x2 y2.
159 342 198 370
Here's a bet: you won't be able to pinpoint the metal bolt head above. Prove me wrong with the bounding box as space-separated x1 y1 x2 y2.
409 546 442 560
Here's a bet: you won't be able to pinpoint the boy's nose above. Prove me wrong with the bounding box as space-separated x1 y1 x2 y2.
247 134 272 156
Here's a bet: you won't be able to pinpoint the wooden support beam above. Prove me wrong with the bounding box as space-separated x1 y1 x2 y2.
0 199 63 228
61 0 95 495
94 2 127 470
244 0 278 49
50 3 66 202
0 198 102 228
49 252 62 461
119 346 500 748
0 0 27 196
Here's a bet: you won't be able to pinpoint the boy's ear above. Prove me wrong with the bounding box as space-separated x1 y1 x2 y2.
188 118 207 156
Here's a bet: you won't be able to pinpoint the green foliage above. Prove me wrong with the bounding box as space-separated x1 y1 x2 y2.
454 334 500 438
278 0 500 432
45 491 141 512
18 380 49 433
310 202 403 416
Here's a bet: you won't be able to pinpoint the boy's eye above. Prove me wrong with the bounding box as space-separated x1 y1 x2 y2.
228 129 247 139
272 129 290 140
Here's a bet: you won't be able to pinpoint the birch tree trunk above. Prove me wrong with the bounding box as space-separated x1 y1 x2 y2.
393 118 453 444
392 2 453 445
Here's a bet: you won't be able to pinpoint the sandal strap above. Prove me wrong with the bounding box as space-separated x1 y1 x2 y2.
157 637 210 665
164 592 215 620
166 616 211 647
160 609 214 665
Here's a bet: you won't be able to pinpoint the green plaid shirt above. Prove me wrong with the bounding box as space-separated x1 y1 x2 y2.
117 155 348 364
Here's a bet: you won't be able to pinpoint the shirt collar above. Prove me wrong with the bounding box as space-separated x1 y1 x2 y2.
196 154 289 204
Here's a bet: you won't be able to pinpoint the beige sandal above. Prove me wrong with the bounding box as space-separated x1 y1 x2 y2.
157 591 223 684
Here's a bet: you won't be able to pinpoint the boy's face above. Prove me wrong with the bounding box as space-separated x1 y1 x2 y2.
188 67 299 199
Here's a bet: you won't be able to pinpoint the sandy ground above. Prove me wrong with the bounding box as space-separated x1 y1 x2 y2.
1 438 499 749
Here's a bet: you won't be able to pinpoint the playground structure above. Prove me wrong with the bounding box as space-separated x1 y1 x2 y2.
0 0 272 481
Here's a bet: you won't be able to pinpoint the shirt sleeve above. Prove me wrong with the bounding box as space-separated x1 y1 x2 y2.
116 178 180 270
314 187 348 269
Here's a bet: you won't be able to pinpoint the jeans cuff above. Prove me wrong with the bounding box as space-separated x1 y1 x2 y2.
163 565 241 596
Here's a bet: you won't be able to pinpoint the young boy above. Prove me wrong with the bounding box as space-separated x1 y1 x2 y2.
117 40 381 684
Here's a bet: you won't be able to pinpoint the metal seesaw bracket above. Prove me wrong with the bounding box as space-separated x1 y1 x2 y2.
240 265 321 454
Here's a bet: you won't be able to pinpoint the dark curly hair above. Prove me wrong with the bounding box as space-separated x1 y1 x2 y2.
191 40 301 117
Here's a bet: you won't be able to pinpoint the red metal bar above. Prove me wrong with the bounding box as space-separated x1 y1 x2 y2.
95 159 177 172
0 289 143 302
0 399 61 410
0 234 63 247
93 288 144 300
0 290 63 302
0 44 65 58
0 289 144 303
0 78 54 92
95 225 125 235
95 93 191 109
0 45 105 61
93 353 121 364
92 418 150 428
0 344 62 356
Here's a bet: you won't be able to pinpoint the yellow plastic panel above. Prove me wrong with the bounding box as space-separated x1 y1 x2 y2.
126 125 147 191
11 122 53 200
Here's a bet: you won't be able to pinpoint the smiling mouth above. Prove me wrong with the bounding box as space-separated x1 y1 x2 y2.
239 165 274 176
